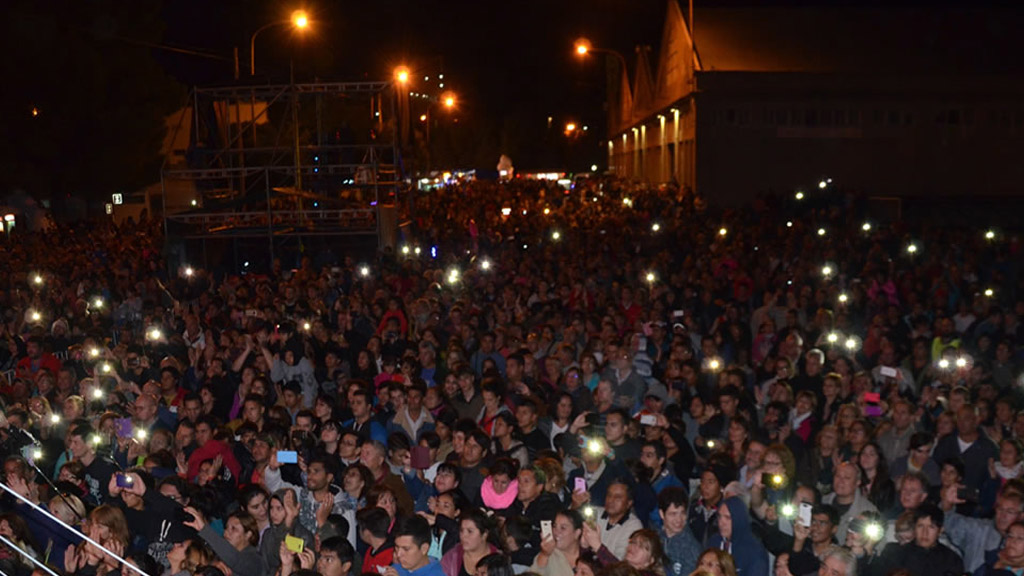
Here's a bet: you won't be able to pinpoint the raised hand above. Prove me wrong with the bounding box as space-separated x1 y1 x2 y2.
182 506 206 532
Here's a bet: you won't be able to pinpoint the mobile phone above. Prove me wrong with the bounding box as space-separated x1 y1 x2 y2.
762 473 786 488
277 450 298 464
957 486 980 502
116 473 134 488
285 535 304 554
540 520 553 540
880 366 898 378
673 310 685 318
115 418 133 438
640 414 657 426
798 503 813 528
574 477 587 493
582 506 596 522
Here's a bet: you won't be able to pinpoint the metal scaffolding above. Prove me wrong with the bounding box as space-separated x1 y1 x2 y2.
159 79 404 273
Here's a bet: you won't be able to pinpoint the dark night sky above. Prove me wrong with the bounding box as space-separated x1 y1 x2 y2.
5 0 1019 196
156 0 665 130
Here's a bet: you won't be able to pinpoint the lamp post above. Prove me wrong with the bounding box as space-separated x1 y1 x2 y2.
574 38 629 80
250 10 310 76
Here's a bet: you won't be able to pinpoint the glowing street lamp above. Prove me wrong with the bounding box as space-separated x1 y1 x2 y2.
573 37 629 81
441 93 456 109
394 66 410 85
250 11 312 76
565 122 577 133
794 191 805 201
862 222 872 232
985 229 996 241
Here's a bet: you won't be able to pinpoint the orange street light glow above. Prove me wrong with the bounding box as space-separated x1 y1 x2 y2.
575 38 592 56
395 66 410 84
292 11 309 28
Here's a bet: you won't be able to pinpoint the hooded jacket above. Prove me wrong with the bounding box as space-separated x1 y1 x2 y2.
708 497 769 576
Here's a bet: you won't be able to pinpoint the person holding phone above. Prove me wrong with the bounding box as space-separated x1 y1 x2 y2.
786 505 839 575
531 509 584 576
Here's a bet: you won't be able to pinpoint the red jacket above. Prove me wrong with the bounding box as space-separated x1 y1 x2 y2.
16 354 62 380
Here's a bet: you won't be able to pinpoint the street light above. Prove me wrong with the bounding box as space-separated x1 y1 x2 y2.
250 10 311 75
395 66 411 85
440 91 456 109
573 37 629 79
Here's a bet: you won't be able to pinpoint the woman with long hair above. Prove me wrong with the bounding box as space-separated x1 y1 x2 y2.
65 505 131 576
490 414 528 468
800 425 841 495
441 509 500 576
548 393 576 446
856 442 896 511
260 488 315 574
477 379 509 436
0 512 38 574
341 463 374 512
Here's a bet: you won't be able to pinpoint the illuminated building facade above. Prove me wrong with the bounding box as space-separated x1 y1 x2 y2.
607 3 1024 205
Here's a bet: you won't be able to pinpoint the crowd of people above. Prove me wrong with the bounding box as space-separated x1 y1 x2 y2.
0 176 1021 576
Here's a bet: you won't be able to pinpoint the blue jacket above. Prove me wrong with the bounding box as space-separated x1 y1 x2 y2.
394 559 446 576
